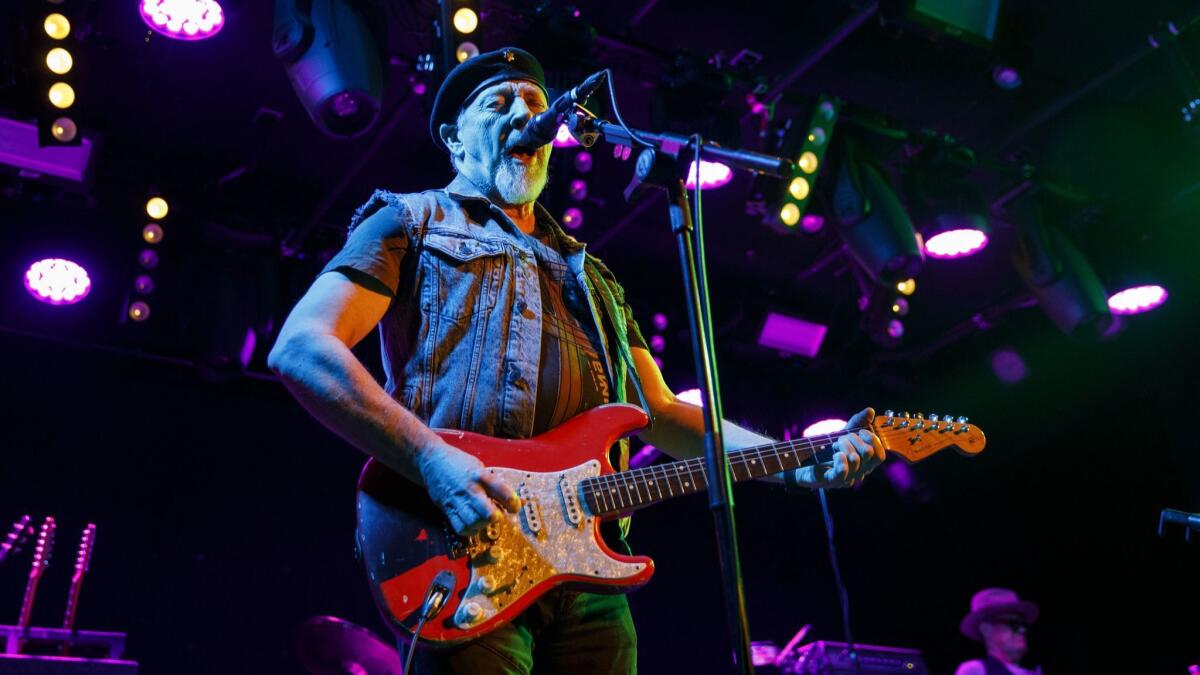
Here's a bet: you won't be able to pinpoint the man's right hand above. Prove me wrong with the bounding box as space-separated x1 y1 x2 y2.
416 441 522 536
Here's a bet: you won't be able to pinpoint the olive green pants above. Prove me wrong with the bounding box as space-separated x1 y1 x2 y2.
411 590 636 675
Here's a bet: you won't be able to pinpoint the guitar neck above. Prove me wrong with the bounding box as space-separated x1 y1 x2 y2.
18 571 43 630
580 431 854 517
62 572 86 632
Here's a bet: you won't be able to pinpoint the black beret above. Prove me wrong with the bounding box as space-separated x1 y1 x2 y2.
429 47 547 152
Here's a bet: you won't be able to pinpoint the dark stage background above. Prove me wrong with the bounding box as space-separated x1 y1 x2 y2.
4 0 1200 673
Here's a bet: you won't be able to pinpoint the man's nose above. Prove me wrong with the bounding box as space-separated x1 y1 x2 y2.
510 98 535 129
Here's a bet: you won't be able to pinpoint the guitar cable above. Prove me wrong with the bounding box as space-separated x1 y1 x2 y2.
401 569 455 675
817 487 863 675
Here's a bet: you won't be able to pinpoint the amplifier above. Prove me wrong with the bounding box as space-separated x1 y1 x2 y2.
785 640 928 674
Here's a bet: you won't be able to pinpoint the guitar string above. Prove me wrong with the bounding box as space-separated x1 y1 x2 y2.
579 423 970 512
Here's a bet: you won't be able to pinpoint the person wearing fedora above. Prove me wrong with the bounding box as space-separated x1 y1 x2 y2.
955 588 1044 675
270 46 886 674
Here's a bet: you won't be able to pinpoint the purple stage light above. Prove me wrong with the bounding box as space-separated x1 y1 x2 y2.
800 214 825 233
629 444 661 469
924 228 989 259
553 123 581 148
568 179 588 202
757 312 827 358
685 160 734 190
990 346 1028 384
802 418 847 438
652 312 668 331
561 207 584 230
649 334 666 353
573 151 593 174
886 319 904 339
992 65 1022 90
24 258 91 305
140 0 224 41
1107 284 1167 315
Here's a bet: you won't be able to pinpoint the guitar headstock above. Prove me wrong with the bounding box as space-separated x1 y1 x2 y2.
31 516 57 574
74 524 96 576
872 410 986 463
0 515 33 562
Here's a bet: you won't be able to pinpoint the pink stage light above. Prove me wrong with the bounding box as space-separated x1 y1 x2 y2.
685 160 734 190
924 228 988 259
24 258 91 305
1108 284 1167 315
802 418 847 438
553 123 580 148
139 0 224 41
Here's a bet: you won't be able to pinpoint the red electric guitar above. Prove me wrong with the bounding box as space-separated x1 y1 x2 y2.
356 405 985 646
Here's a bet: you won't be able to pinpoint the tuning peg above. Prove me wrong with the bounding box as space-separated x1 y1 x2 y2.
884 409 895 418
916 412 925 419
957 416 968 424
929 414 939 421
902 411 911 419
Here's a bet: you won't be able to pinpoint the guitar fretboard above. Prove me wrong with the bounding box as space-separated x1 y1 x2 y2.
578 430 858 517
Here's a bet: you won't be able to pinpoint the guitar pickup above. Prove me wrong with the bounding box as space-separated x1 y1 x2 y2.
558 476 583 526
518 484 542 535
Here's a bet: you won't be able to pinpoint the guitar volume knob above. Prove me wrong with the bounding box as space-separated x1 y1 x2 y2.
456 601 485 626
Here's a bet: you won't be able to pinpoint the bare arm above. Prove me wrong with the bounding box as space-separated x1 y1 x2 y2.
267 267 519 534
629 347 883 487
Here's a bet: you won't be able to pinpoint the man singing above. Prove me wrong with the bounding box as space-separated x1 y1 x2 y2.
269 47 884 674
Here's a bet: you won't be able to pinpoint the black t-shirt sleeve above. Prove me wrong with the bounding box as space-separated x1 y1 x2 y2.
319 197 411 297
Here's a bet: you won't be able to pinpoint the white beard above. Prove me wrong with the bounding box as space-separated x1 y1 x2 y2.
494 154 548 205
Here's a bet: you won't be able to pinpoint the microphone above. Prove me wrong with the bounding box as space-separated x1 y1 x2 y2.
512 70 608 151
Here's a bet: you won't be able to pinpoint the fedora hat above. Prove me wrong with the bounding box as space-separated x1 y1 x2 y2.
959 588 1039 641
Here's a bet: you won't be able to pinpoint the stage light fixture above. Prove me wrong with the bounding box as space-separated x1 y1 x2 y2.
46 48 72 75
452 7 479 34
554 123 581 147
1108 284 1167 315
833 145 924 283
568 179 588 202
145 197 169 219
905 144 991 259
48 82 75 109
1011 215 1112 337
24 258 90 305
685 160 734 190
800 214 825 233
562 207 583 230
134 275 156 295
859 280 909 346
44 14 70 39
896 278 916 295
140 0 224 41
142 223 164 244
652 313 668 331
649 335 666 353
802 419 847 438
128 301 151 322
757 312 827 358
992 65 1022 90
573 151 593 174
456 42 479 62
273 0 385 138
759 95 840 232
138 249 160 269
990 346 1028 384
50 117 77 142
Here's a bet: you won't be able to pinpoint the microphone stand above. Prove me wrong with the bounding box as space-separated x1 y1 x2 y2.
569 111 796 674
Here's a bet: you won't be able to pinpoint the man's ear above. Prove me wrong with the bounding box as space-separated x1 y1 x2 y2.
439 123 463 158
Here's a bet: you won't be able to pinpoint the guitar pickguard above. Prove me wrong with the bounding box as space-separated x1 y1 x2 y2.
451 460 648 629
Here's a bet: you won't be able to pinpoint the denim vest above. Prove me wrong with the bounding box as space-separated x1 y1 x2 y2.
351 175 649 457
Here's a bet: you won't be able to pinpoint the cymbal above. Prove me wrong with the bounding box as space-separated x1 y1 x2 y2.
296 615 402 675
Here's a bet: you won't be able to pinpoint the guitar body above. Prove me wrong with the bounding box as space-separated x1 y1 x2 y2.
356 403 655 647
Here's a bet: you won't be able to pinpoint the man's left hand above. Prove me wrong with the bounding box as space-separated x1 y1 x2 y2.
790 407 885 489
